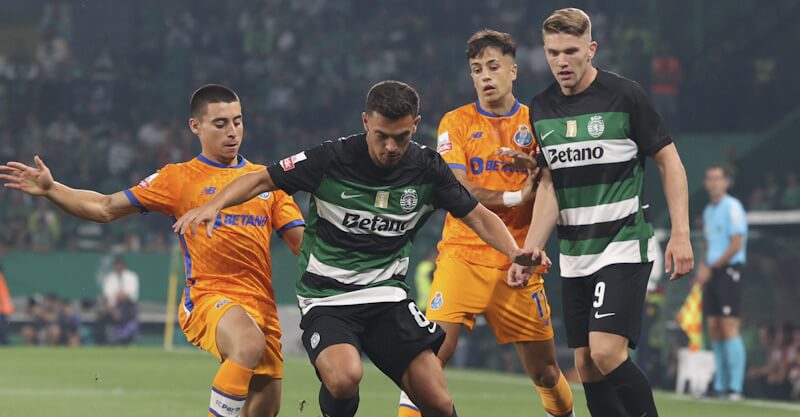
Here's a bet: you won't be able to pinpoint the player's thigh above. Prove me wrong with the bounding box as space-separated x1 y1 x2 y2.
717 265 743 318
242 376 281 417
401 349 451 410
180 295 259 360
362 300 445 387
561 276 595 349
587 262 652 349
434 320 464 364
485 276 554 344
239 300 284 378
425 256 493 329
300 305 364 387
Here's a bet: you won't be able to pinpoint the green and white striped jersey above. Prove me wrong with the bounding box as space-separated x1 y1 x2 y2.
267 134 478 314
530 70 672 278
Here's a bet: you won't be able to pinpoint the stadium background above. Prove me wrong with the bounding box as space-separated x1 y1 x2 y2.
1 0 800 414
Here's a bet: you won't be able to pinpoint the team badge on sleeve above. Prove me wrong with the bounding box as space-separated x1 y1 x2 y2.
257 192 271 200
430 292 443 310
137 173 159 188
280 152 307 171
513 125 533 146
437 131 452 154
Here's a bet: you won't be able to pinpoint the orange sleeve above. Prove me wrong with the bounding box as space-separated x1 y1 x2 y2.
0 273 13 315
271 190 305 237
125 165 182 216
436 111 468 173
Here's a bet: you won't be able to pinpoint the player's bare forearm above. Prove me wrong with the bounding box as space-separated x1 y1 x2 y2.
524 168 558 250
711 235 743 269
452 169 533 210
211 169 277 211
655 144 690 238
460 203 519 258
282 226 305 256
47 182 134 223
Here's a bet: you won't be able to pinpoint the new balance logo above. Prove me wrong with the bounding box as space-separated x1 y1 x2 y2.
201 187 217 195
594 312 616 319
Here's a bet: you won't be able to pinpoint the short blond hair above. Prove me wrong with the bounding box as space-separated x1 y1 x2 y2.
542 8 592 38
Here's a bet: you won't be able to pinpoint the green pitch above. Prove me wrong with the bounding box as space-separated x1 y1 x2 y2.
0 347 797 417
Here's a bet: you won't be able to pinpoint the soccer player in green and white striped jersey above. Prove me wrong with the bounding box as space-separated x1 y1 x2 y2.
508 8 694 417
175 80 533 417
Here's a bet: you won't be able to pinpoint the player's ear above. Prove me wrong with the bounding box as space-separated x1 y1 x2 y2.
188 117 200 135
511 62 518 81
412 115 422 132
361 111 369 132
588 41 598 60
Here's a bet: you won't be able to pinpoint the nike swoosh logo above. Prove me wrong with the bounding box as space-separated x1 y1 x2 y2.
340 191 362 199
594 312 616 319
540 130 555 141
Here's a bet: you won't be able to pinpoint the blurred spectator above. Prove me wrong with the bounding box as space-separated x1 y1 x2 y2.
94 256 139 345
746 325 775 397
650 42 682 126
27 198 62 251
57 300 81 346
763 172 780 208
21 293 61 345
0 265 13 345
780 172 800 209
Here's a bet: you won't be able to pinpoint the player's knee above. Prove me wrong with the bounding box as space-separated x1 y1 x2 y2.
589 345 625 373
324 367 362 398
573 349 594 376
229 336 266 369
418 391 453 417
532 363 560 388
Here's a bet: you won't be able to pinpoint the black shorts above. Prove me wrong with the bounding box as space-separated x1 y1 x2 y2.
702 264 743 317
300 299 445 386
562 262 652 349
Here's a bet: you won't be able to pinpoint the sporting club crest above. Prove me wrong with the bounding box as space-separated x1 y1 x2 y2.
588 115 605 138
400 188 418 213
310 332 321 349
257 192 271 200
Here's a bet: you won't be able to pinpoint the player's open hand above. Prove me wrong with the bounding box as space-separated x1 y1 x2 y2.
497 147 537 171
173 203 221 238
665 235 694 281
0 155 54 196
508 247 551 287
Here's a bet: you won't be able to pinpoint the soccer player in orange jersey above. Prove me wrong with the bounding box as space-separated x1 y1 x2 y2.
396 30 574 417
0 85 304 417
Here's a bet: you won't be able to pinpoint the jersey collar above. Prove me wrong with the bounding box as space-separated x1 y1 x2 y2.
197 154 247 169
475 100 520 118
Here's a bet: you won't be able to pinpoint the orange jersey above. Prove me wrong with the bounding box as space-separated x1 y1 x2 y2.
125 155 305 311
436 101 536 268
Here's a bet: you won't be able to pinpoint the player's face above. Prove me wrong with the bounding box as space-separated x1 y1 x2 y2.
543 32 597 94
362 111 421 168
189 101 244 165
469 47 517 105
704 167 730 198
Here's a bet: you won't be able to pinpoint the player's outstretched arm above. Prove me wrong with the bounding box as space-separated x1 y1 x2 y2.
653 143 694 281
522 167 558 252
173 168 278 237
281 226 304 256
1 156 138 223
452 168 537 210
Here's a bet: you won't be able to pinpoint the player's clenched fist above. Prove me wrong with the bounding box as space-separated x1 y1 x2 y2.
173 203 222 237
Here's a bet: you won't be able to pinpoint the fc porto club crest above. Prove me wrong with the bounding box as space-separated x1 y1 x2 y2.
513 125 533 146
257 192 271 200
430 292 443 310
400 188 418 213
588 115 605 138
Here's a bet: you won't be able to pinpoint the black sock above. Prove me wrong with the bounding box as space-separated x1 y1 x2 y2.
319 384 359 417
605 358 658 417
583 379 629 417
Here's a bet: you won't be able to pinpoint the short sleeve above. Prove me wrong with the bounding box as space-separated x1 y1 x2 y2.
125 165 181 216
270 190 305 236
436 112 468 173
430 153 478 217
728 200 747 236
266 142 333 195
628 82 673 157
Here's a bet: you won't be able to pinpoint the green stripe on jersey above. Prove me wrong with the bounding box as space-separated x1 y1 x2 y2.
311 237 413 273
534 112 630 146
555 171 641 209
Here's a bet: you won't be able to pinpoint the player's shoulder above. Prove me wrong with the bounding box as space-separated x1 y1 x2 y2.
595 69 646 98
724 195 746 210
443 102 479 120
